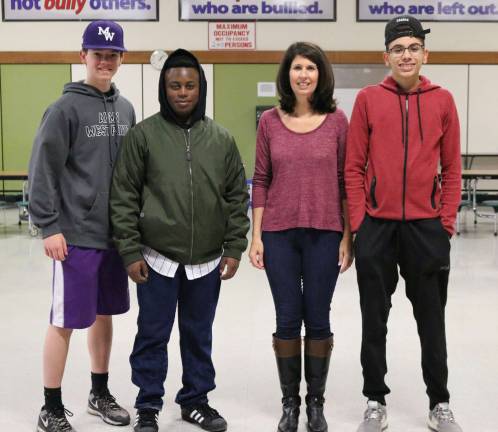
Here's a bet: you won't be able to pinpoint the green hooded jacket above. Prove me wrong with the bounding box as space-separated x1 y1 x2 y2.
110 49 249 267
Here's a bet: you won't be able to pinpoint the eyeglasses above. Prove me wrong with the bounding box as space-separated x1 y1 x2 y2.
387 43 425 57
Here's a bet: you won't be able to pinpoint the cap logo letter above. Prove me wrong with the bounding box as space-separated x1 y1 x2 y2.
98 26 115 41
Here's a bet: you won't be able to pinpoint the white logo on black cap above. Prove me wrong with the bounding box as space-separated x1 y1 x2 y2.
98 26 115 42
396 17 410 22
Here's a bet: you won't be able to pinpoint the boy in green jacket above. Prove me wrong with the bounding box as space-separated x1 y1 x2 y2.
110 49 249 432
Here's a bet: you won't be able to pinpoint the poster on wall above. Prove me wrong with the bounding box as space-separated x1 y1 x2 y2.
208 22 256 49
180 0 336 21
2 0 159 21
357 0 498 22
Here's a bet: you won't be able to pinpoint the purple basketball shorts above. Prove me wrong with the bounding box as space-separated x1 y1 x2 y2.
50 245 130 329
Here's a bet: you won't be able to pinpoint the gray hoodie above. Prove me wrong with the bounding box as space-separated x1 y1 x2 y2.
29 81 135 249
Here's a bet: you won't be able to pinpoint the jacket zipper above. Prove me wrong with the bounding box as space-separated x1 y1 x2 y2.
431 175 438 209
370 176 378 209
402 95 409 220
183 128 194 262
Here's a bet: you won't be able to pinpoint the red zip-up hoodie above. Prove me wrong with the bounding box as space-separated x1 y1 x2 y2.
345 75 461 235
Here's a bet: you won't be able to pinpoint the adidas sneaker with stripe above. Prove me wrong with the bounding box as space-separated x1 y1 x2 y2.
133 408 159 432
181 403 227 432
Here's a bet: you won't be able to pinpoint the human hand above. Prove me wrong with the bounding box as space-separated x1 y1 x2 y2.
219 257 240 280
338 235 353 274
249 238 264 269
43 233 68 261
127 259 149 284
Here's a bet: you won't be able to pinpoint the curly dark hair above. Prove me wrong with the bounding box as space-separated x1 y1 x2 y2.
276 42 336 114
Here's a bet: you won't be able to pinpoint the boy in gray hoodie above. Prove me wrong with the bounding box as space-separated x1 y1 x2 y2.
29 20 135 432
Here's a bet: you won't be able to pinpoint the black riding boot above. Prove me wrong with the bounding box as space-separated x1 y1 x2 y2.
304 335 333 432
273 336 302 432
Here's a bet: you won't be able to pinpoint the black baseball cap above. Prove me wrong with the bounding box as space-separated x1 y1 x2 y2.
385 16 430 47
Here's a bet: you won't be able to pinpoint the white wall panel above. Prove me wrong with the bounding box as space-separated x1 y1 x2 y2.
422 65 468 155
204 64 214 120
334 89 360 120
142 64 160 120
468 66 498 155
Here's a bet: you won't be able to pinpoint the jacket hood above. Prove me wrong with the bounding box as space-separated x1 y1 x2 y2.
380 75 440 94
63 81 120 101
158 48 207 129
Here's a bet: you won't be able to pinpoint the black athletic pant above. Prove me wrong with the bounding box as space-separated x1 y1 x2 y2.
354 215 451 409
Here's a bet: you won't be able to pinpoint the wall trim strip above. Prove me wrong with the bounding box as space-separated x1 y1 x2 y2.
1 51 498 64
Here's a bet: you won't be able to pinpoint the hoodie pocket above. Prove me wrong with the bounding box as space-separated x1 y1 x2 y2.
431 176 438 209
370 176 378 209
82 192 109 235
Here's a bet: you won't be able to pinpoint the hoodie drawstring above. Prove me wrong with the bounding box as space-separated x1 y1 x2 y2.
102 96 120 168
110 99 119 165
102 97 114 167
398 91 424 145
397 94 405 145
416 88 424 143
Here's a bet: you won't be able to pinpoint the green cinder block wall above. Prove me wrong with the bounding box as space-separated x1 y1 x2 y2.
214 64 279 178
0 71 3 170
0 64 70 192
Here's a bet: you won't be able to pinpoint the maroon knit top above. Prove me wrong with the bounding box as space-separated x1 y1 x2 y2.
252 107 348 232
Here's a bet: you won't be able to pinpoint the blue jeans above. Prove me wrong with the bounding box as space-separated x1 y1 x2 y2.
130 265 221 410
262 228 342 340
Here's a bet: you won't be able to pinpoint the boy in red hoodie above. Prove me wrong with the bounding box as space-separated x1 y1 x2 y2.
346 16 463 432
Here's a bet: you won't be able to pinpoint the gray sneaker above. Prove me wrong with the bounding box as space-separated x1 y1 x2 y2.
357 400 388 432
428 403 463 432
37 406 76 432
87 390 130 426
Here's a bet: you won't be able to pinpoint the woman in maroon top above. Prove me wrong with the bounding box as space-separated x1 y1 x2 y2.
249 42 353 432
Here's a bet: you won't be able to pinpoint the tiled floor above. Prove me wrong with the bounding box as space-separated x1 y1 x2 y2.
0 208 496 431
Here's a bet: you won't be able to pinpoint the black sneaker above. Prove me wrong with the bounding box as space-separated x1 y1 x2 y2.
37 406 75 432
181 403 227 432
133 409 159 432
87 390 130 426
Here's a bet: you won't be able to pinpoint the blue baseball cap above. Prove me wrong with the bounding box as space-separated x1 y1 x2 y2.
82 20 126 52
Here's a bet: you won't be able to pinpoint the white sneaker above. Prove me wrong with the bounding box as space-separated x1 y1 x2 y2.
428 403 463 432
357 400 388 432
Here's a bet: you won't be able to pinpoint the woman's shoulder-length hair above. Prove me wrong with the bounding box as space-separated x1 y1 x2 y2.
276 41 337 115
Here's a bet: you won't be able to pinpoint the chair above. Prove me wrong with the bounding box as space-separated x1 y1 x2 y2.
479 200 498 236
16 180 29 226
456 198 473 235
456 183 474 235
16 180 39 236
246 179 252 210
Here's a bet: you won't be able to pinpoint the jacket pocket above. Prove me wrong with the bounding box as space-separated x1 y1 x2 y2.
370 176 378 209
431 176 438 209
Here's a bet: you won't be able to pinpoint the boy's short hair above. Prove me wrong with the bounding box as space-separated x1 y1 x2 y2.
164 54 198 71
